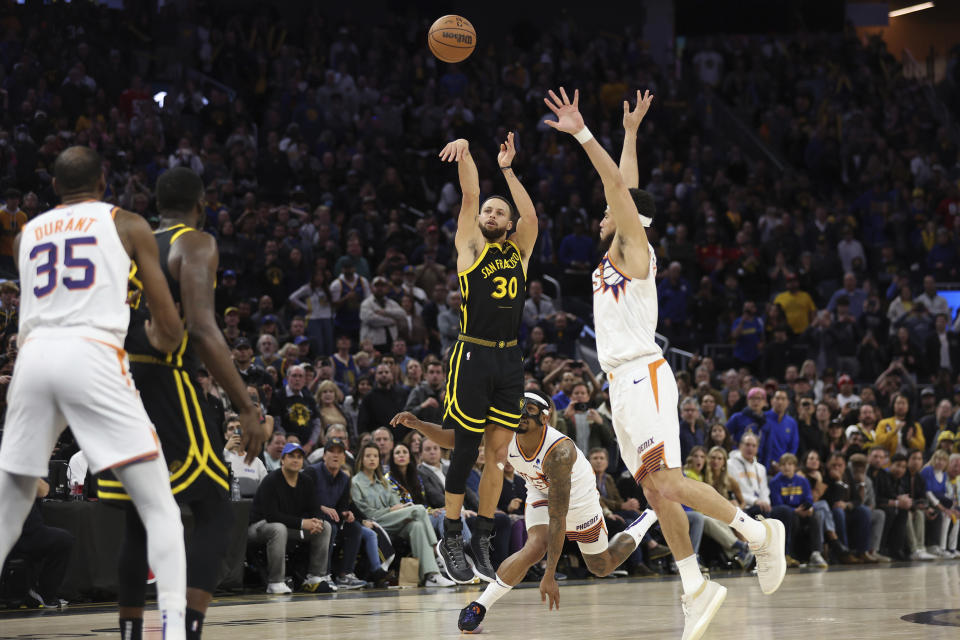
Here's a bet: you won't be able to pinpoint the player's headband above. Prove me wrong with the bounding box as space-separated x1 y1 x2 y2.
523 391 551 417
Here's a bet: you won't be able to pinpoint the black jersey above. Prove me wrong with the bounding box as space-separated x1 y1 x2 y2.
124 224 198 374
457 240 525 342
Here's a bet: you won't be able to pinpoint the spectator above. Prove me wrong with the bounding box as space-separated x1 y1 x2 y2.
247 443 335 594
551 370 578 412
0 188 26 277
254 334 281 370
403 359 445 425
0 281 19 338
357 364 407 436
305 438 370 589
822 453 871 564
926 314 959 378
795 397 820 459
836 375 861 411
898 451 936 561
867 447 909 561
923 400 957 457
773 272 817 335
727 433 795 566
696 446 755 568
706 423 735 452
920 449 954 557
314 379 352 438
731 301 764 370
658 262 691 346
350 444 454 587
233 337 270 389
678 397 706 461
222 414 267 497
769 453 825 567
837 226 866 274
7 479 74 608
827 273 867 319
523 280 557 329
288 272 334 358
437 290 462 356
725 386 767 444
359 276 406 353
330 263 370 344
875 393 925 457
916 275 950 317
558 383 616 465
271 365 323 453
587 448 649 573
845 452 890 562
886 285 915 332
262 432 286 473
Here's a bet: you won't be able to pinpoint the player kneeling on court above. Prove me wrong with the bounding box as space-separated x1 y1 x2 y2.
392 389 659 633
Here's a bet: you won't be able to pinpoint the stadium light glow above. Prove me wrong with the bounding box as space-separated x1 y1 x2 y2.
889 2 934 18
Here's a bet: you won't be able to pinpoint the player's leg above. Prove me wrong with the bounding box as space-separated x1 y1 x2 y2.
0 341 67 567
467 423 514 581
459 525 549 633
183 496 233 635
117 508 149 640
583 509 659 576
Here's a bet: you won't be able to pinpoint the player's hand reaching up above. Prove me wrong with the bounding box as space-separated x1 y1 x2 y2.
497 131 516 168
390 411 423 431
439 138 470 163
543 88 585 136
623 89 654 133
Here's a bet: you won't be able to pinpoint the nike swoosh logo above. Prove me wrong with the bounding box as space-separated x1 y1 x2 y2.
508 454 521 459
633 377 647 384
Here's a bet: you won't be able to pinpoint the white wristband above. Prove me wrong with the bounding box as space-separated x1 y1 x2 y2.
574 126 593 144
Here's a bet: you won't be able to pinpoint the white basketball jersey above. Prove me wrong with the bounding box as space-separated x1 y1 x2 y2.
592 246 662 372
18 201 131 344
507 425 596 510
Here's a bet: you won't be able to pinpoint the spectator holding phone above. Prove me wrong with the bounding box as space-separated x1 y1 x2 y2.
223 413 267 497
557 383 616 469
875 393 925 457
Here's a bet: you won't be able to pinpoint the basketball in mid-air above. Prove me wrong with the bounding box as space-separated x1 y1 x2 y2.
428 15 476 63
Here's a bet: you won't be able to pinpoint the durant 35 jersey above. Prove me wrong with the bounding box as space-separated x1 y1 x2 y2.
592 246 662 372
457 240 525 342
18 201 131 345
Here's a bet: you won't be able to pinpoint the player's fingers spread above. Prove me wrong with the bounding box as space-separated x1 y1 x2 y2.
559 86 570 104
544 119 559 129
573 88 579 106
545 93 560 111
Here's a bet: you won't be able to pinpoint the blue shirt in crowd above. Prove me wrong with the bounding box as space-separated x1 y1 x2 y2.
769 472 813 508
732 315 763 363
726 409 765 445
658 277 691 325
760 410 799 469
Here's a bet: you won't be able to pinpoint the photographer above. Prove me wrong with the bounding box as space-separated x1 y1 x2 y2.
556 382 616 471
223 413 268 498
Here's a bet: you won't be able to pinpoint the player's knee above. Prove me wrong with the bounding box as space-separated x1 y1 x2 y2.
524 534 549 559
653 473 685 503
583 553 609 576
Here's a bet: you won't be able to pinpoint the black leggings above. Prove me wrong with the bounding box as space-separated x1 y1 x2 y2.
445 427 484 495
118 497 233 607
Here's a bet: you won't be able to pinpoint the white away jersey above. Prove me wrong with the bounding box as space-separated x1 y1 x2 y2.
508 425 596 510
18 201 131 345
592 246 662 372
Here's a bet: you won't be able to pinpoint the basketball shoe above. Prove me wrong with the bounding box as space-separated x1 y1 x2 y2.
458 601 486 633
750 517 787 594
680 579 727 640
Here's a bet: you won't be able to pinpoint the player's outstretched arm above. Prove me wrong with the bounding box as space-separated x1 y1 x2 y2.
178 231 264 463
498 132 538 262
390 412 455 449
544 88 650 274
619 90 654 188
440 138 483 255
540 438 576 610
116 210 183 352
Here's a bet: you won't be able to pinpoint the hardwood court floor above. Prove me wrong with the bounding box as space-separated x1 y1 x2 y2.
2 563 959 639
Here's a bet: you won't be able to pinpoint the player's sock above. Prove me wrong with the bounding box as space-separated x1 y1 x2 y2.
675 554 705 596
119 617 143 640
623 509 658 547
729 508 766 545
476 574 512 610
185 608 204 640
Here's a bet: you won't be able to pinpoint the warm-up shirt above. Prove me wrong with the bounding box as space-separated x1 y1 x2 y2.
769 473 813 508
760 410 799 469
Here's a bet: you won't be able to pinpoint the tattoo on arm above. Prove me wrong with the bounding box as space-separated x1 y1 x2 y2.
543 440 575 574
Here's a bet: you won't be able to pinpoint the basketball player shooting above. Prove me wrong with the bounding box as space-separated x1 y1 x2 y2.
0 147 190 640
544 88 787 640
434 133 538 583
391 394 659 633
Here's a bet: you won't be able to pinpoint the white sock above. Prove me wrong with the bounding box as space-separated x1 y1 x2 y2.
622 509 658 546
676 554 705 595
476 574 512 610
729 508 766 545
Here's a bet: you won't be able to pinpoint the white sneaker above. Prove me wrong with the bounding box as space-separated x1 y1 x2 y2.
808 551 828 568
910 550 936 561
681 579 727 640
926 546 948 558
424 572 456 587
266 582 292 594
749 517 787 595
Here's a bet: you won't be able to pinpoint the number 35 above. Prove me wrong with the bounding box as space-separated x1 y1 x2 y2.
491 276 518 299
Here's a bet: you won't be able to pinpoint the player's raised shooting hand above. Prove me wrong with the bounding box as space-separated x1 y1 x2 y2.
543 88 585 136
439 139 470 163
539 573 560 610
623 89 654 133
498 131 516 168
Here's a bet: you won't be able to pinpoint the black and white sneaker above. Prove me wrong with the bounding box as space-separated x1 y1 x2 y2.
437 535 475 584
470 532 496 583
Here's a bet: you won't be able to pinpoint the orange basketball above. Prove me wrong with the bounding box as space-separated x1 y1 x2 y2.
428 15 476 63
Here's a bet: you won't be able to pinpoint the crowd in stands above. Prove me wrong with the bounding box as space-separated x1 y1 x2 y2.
0 2 959 599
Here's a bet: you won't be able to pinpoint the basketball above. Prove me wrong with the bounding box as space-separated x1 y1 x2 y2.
428 14 476 63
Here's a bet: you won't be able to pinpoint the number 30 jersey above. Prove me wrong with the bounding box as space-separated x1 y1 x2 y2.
18 201 132 345
457 240 525 342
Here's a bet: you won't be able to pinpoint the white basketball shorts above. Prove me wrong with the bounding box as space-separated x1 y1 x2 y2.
606 355 682 485
524 489 609 554
0 329 159 477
